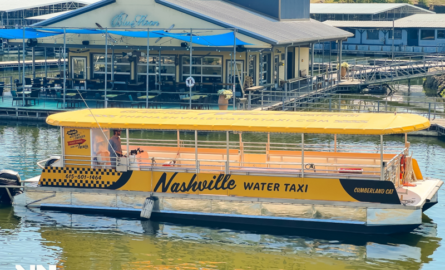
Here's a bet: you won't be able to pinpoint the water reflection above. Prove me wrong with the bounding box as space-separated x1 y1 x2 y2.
0 206 439 270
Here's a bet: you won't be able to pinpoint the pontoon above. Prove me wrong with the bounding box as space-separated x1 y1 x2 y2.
6 109 443 234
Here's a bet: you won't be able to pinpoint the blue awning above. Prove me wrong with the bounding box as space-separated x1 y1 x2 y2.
0 29 59 39
162 32 252 46
0 28 253 46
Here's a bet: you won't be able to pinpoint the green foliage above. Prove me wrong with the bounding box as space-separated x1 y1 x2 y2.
394 0 411 3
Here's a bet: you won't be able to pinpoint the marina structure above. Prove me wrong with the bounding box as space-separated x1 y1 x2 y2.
0 0 351 112
310 3 445 55
4 109 442 234
0 0 101 27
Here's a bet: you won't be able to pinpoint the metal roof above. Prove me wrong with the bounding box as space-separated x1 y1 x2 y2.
324 14 445 29
157 0 352 45
310 3 433 15
0 0 100 12
395 14 445 28
323 21 393 28
26 11 70 21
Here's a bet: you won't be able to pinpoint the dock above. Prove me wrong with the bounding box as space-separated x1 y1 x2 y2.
431 119 445 136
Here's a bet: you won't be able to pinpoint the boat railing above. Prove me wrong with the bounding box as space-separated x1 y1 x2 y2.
57 154 384 180
384 147 407 187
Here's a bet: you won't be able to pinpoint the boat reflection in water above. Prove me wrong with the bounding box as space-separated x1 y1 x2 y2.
4 206 439 269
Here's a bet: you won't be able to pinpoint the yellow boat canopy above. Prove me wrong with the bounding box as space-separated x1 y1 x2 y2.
46 109 430 135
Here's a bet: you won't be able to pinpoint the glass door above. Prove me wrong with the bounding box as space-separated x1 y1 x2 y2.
226 60 244 86
72 57 86 79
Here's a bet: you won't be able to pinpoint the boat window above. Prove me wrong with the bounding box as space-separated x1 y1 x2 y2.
438 30 445 39
388 29 402 40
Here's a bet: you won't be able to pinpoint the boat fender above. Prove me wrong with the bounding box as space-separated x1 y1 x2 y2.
140 196 156 219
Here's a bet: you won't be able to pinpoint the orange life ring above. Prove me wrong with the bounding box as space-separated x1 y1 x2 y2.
400 155 406 180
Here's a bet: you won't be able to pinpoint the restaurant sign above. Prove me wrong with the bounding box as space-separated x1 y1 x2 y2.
111 12 160 28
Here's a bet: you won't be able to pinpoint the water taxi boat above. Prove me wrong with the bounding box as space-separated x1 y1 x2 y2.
7 109 443 234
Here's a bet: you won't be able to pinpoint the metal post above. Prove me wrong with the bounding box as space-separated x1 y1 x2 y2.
44 47 47 77
226 131 230 174
297 46 300 78
63 28 67 109
111 48 114 83
301 133 305 178
329 97 332 111
189 28 193 109
428 102 431 120
22 27 25 106
311 43 314 77
177 130 180 148
377 100 380 112
195 130 199 173
146 29 150 108
380 135 384 180
31 47 35 79
233 29 237 110
391 19 395 61
104 28 108 108
338 40 343 82
285 46 288 99
126 129 130 169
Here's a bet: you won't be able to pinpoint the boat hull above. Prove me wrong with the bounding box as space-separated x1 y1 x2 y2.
14 186 424 235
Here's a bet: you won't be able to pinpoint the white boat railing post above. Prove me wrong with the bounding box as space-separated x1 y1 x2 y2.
22 27 25 106
126 129 130 170
60 127 65 167
226 131 230 174
380 134 384 180
334 134 337 152
195 130 199 173
301 133 305 178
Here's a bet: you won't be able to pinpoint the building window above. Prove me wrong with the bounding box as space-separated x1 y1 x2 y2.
92 53 130 82
181 56 222 83
137 55 176 87
438 30 445 39
367 30 379 40
421 30 435 40
388 29 402 40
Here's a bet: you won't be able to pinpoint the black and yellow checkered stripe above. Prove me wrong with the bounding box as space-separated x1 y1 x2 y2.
40 167 123 189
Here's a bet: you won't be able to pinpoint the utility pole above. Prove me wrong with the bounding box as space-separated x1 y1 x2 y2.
392 19 395 61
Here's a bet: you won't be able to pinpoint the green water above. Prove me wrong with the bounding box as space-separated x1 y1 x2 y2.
0 121 444 269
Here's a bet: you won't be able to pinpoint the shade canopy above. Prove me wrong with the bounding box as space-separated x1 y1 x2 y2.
0 29 59 39
1 28 252 46
46 109 430 135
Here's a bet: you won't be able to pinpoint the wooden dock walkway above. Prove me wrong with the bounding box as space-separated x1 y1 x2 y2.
431 119 445 136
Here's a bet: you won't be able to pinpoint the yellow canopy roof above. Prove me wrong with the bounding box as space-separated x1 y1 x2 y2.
46 109 430 135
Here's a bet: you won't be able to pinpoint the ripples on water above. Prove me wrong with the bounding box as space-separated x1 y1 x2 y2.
0 121 444 269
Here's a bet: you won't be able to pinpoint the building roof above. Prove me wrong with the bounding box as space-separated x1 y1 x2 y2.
323 20 393 28
395 14 445 28
26 11 70 21
0 0 100 12
156 0 352 45
310 3 433 15
46 109 430 135
324 14 445 29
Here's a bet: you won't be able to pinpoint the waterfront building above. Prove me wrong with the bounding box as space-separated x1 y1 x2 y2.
310 3 445 54
0 0 351 110
0 0 101 27
324 14 445 54
310 3 433 22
